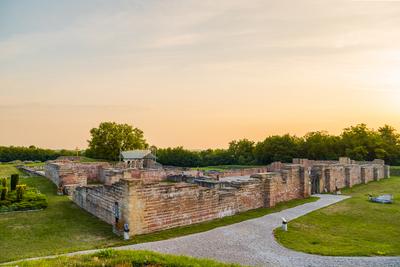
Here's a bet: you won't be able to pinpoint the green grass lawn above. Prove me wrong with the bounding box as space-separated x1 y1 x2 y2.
0 174 121 263
0 164 318 263
0 164 26 177
10 249 243 267
275 175 400 256
390 166 400 176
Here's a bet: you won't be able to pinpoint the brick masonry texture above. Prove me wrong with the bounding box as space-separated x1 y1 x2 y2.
43 157 389 237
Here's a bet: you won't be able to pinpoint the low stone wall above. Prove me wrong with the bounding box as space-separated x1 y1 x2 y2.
310 162 387 193
205 167 269 179
123 178 268 235
70 157 389 237
18 165 46 177
72 164 310 236
252 165 309 207
361 165 375 184
44 161 110 190
73 182 125 225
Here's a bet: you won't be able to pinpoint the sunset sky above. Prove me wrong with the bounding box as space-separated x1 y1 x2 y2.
1 0 400 149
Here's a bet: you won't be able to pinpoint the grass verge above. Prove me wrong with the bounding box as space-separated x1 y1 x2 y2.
0 164 317 263
5 249 244 267
275 175 400 256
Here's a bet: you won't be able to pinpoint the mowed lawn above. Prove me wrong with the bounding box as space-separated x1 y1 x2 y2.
0 165 122 263
14 249 243 267
0 164 318 263
275 174 400 256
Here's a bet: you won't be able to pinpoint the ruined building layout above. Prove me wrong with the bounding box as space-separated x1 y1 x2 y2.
44 153 390 237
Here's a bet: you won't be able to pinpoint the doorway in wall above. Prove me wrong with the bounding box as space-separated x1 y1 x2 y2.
311 173 320 194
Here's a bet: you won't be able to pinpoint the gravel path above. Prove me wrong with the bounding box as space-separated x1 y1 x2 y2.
4 194 400 267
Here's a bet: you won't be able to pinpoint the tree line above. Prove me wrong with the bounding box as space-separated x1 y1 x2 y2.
2 123 399 167
156 124 400 167
0 146 75 162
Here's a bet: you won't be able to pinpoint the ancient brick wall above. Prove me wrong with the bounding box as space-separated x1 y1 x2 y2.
73 182 125 225
130 169 169 181
328 165 346 190
373 165 385 181
44 161 110 190
75 163 109 183
44 163 61 185
207 167 269 178
267 165 308 206
361 165 374 183
69 157 389 237
123 179 266 235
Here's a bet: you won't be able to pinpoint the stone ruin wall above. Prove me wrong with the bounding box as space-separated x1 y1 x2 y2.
205 167 270 179
125 181 264 235
44 163 61 185
72 164 309 236
271 165 309 205
66 157 389 237
73 181 125 225
45 161 110 192
309 162 387 193
125 165 308 235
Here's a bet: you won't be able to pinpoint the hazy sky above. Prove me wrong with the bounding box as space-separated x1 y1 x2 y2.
1 0 400 149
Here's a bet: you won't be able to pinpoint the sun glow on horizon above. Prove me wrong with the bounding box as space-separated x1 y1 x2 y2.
1 1 400 149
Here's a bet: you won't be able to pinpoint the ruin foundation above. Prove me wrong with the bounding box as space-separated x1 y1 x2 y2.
44 157 390 237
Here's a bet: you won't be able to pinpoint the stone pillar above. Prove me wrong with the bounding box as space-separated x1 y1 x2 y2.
263 174 275 208
384 165 391 178
323 168 331 192
361 167 367 184
373 167 377 181
250 173 276 208
299 166 311 198
120 178 145 237
345 167 352 188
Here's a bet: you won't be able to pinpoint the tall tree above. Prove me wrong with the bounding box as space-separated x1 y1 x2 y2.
254 134 302 164
301 131 341 160
340 123 381 161
228 139 255 165
86 122 148 161
378 125 400 165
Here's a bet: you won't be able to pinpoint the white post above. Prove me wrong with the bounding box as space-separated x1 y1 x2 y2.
282 217 288 231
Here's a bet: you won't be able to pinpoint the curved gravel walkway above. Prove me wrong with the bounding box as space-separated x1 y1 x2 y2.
4 194 400 267
123 194 400 267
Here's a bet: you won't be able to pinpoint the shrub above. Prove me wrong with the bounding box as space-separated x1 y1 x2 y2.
0 181 48 213
95 249 116 258
0 178 7 200
16 184 26 201
10 174 19 191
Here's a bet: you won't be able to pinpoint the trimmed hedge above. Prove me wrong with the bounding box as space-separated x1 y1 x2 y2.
10 174 19 191
0 187 48 213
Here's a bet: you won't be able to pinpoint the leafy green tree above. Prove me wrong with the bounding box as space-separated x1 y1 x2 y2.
254 134 302 164
156 147 201 167
301 131 341 160
340 124 381 161
86 122 148 161
228 139 255 165
377 125 400 165
199 149 234 166
0 146 75 162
